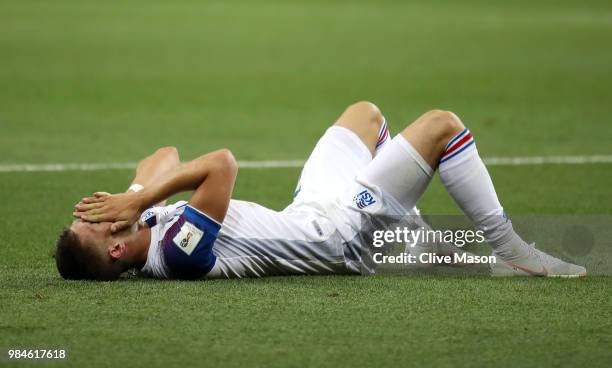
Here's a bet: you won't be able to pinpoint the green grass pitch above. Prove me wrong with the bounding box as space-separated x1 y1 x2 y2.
1 1 611 367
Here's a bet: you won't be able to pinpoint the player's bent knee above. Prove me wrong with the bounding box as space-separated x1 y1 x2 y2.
348 100 381 115
346 101 384 124
335 101 385 153
422 109 464 137
337 101 384 134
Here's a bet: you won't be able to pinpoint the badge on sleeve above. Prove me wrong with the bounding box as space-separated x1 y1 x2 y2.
172 222 204 256
139 208 157 227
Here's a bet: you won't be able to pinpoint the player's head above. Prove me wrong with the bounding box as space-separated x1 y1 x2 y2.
55 220 129 281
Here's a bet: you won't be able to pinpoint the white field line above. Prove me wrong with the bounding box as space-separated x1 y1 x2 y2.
0 155 611 173
483 155 612 165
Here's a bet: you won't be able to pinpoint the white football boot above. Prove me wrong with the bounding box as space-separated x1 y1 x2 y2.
490 243 586 277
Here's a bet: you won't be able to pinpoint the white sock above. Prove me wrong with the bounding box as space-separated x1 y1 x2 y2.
360 134 433 212
373 119 423 216
438 128 527 255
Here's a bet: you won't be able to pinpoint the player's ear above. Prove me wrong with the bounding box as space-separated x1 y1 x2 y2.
108 242 126 260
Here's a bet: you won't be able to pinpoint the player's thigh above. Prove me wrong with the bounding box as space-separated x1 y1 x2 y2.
335 101 385 155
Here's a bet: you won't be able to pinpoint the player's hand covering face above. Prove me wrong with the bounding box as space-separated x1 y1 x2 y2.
74 192 143 233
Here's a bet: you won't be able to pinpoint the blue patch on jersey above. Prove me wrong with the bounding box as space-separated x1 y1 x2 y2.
141 208 157 227
354 189 376 209
161 206 221 280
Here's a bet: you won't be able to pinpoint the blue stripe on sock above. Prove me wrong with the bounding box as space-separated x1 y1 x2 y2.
376 131 388 148
377 119 388 137
444 128 468 151
439 140 475 164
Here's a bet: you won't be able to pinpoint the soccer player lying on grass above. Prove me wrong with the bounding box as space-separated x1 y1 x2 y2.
60 102 586 280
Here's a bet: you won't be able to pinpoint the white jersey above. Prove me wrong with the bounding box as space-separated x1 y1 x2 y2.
139 199 352 279
141 125 432 279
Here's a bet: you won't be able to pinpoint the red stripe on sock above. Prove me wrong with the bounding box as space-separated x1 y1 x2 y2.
377 128 389 144
443 132 473 157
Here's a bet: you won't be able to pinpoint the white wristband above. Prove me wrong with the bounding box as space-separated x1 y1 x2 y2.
128 184 144 192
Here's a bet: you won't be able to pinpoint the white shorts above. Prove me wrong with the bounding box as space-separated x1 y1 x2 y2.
290 125 432 225
291 126 374 205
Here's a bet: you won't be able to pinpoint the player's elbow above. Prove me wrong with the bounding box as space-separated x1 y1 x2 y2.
156 146 179 159
212 149 238 177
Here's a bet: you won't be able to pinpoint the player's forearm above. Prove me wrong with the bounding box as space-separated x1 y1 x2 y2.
135 149 232 210
130 147 181 190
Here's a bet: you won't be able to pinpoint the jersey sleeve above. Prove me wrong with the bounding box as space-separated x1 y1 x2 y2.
139 207 161 228
159 205 221 279
139 201 188 228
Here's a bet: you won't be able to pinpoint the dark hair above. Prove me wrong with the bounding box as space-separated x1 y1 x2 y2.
55 228 120 281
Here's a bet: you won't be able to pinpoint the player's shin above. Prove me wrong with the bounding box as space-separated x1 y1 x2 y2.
436 130 587 276
437 129 528 257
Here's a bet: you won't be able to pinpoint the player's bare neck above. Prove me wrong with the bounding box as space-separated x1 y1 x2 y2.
121 227 151 268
